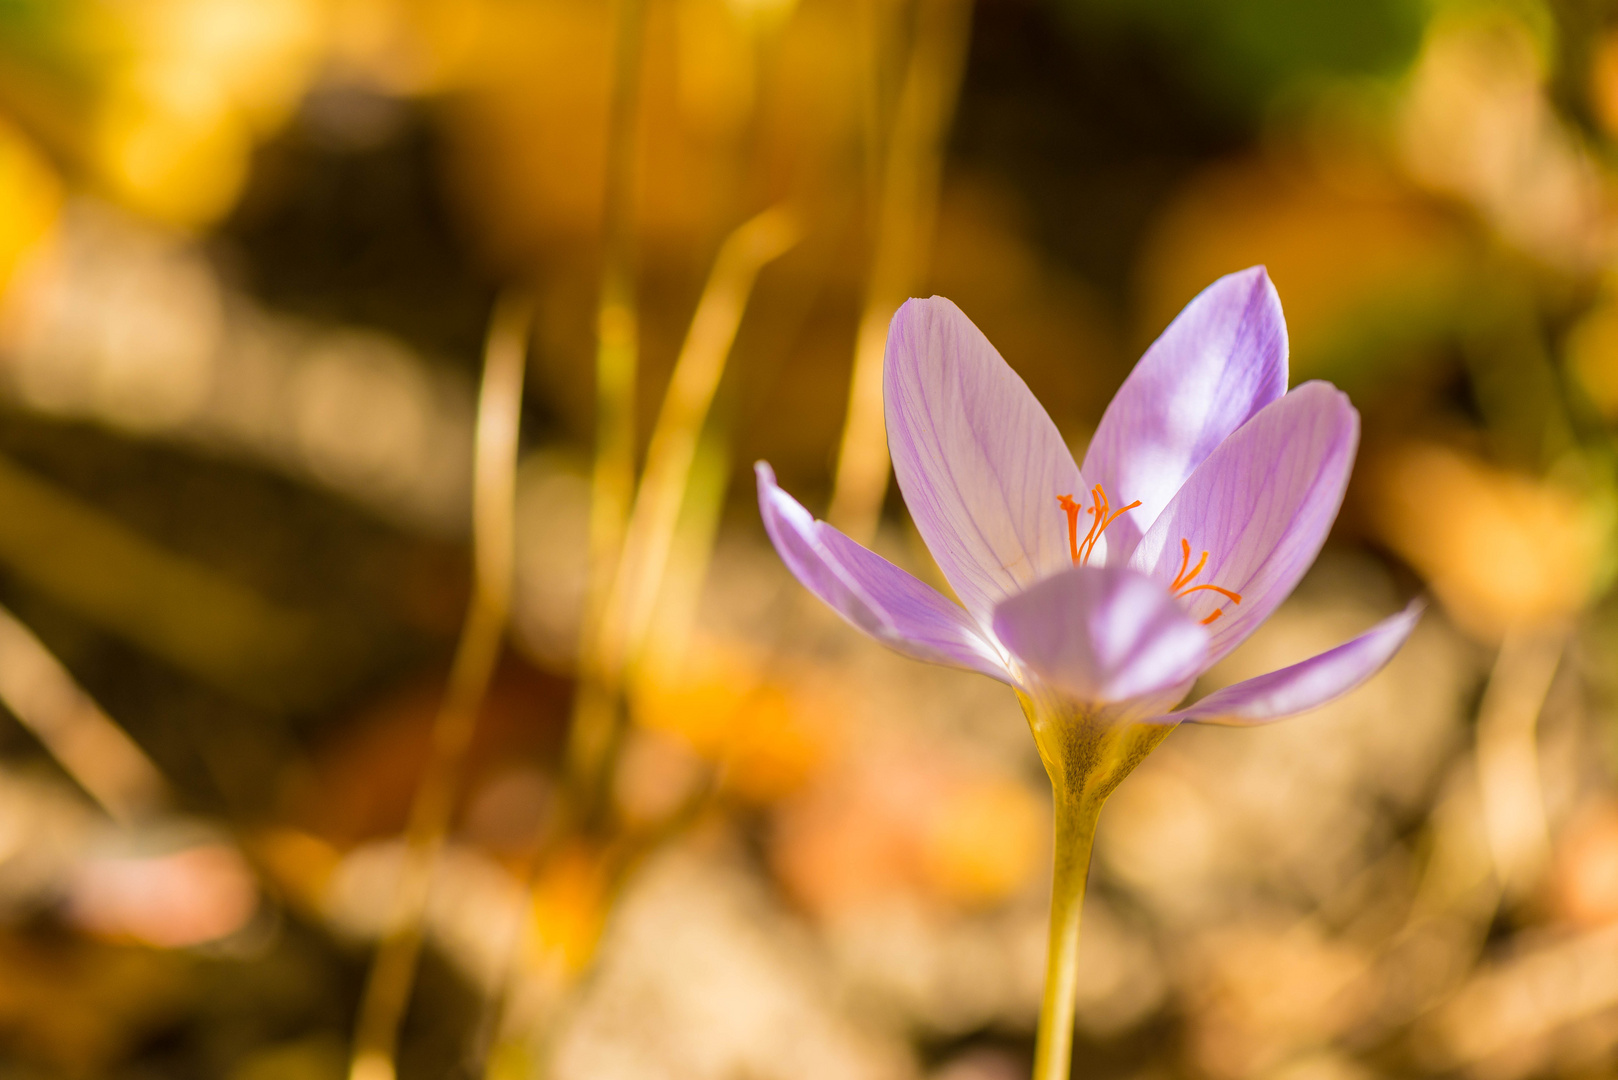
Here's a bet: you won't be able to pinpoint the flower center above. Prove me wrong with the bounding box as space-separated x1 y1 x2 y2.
1057 484 1140 566
1170 538 1242 625
1054 490 1243 627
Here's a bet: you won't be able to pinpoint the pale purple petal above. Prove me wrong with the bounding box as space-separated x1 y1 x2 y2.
1157 600 1424 725
756 463 1011 683
1082 267 1287 559
991 564 1208 704
1127 381 1359 666
885 297 1087 626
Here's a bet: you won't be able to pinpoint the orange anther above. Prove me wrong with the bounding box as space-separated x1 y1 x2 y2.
1201 609 1224 625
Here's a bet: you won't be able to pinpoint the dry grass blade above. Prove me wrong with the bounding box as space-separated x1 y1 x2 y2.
0 602 168 823
0 454 310 703
485 210 794 1074
597 205 800 680
568 0 651 804
347 290 533 1080
583 0 651 648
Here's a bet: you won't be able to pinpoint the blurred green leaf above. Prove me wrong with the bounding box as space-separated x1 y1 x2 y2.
1054 0 1429 111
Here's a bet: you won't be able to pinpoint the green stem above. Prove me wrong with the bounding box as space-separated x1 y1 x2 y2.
1017 691 1172 1080
1031 792 1101 1080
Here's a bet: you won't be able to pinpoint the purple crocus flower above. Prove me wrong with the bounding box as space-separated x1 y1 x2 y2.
756 268 1422 1080
757 266 1419 741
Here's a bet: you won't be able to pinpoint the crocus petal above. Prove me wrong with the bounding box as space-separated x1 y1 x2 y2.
885 297 1087 626
756 463 1011 683
990 564 1208 704
1082 267 1287 559
1156 599 1424 726
1128 381 1358 666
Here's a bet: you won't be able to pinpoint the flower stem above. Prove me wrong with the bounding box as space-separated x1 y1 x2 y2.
1031 791 1101 1080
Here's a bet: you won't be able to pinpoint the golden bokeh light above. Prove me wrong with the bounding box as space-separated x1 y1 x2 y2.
1367 442 1606 638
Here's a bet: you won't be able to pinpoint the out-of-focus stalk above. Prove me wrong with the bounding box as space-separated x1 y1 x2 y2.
597 206 799 679
0 603 167 823
828 0 974 542
571 206 794 811
0 454 309 704
348 291 532 1080
633 424 733 681
1476 626 1563 899
475 212 788 1076
568 0 650 803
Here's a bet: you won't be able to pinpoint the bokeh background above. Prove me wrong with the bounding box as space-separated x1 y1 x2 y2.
2 0 1618 1078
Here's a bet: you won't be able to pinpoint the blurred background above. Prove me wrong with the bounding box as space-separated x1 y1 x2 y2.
2 0 1618 1078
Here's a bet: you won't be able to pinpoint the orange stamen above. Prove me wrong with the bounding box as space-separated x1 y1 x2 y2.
1080 484 1105 563
1171 539 1209 591
1179 583 1243 604
1056 484 1140 566
1080 485 1103 562
1169 538 1243 623
1057 494 1083 564
1100 502 1141 536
